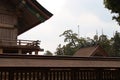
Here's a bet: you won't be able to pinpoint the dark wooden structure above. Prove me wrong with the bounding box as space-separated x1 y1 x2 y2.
1 67 120 80
1 0 120 80
0 0 52 54
0 54 120 80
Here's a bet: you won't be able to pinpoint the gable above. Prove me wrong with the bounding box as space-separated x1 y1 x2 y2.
74 45 108 57
91 46 108 57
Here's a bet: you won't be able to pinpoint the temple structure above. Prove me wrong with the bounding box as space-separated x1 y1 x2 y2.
0 0 52 54
0 0 120 80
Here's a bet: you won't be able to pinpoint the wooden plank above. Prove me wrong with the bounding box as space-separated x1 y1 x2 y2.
0 23 14 28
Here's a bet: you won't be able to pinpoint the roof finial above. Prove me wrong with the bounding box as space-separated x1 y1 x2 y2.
96 30 98 36
102 28 104 35
94 30 98 44
113 30 115 37
78 25 80 38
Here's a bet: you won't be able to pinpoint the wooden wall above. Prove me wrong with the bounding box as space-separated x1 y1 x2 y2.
0 14 17 27
0 28 17 40
0 1 18 41
0 1 18 46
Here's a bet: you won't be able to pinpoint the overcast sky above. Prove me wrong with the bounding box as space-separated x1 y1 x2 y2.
18 0 120 54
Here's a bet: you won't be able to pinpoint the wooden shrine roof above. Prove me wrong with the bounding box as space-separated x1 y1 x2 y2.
9 0 53 35
0 54 120 68
74 45 108 57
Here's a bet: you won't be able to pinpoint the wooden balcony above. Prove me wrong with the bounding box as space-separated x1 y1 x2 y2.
0 39 40 46
0 39 43 54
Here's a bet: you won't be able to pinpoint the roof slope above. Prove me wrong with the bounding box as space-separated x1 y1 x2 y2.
74 45 108 57
9 0 53 35
0 54 119 67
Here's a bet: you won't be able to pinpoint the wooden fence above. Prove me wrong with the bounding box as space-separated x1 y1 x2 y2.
0 67 120 80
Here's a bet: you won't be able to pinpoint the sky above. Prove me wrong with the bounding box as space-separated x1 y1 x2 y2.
18 0 120 54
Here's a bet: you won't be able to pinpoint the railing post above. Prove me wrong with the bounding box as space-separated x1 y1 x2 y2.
71 68 77 80
96 68 102 80
116 69 120 80
9 71 14 80
0 49 3 54
18 40 21 45
36 40 40 46
18 49 22 54
35 50 38 55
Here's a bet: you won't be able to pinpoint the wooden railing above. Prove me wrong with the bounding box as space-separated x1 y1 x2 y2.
0 67 120 80
17 39 40 46
0 39 40 47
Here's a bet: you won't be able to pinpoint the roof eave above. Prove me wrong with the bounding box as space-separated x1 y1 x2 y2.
17 0 53 35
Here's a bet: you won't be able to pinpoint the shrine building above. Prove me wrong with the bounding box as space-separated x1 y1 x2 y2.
0 0 120 80
0 0 52 55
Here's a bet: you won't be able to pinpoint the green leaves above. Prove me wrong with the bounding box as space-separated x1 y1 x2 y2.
111 31 120 56
104 0 120 25
55 30 96 56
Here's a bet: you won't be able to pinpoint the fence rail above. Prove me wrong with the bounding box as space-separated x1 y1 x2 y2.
0 39 40 47
0 67 120 80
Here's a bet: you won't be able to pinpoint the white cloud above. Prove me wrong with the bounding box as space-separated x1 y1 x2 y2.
78 13 102 25
37 0 66 14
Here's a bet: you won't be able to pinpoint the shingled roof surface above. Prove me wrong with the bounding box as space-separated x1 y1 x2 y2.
9 0 53 35
74 45 108 57
0 54 119 67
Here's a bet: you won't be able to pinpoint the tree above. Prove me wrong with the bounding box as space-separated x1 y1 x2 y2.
55 30 97 56
57 30 79 55
111 31 120 56
104 0 120 25
44 50 53 56
55 44 64 55
98 34 111 55
60 30 78 47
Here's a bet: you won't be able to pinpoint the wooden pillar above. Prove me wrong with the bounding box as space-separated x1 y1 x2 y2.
9 70 14 80
96 68 103 80
18 49 22 54
35 50 38 55
116 69 120 80
0 49 3 54
29 51 32 55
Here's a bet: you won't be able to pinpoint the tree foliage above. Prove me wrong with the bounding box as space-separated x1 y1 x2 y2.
104 0 120 25
111 31 120 56
59 30 78 47
56 30 79 55
44 50 53 56
44 29 120 57
55 30 98 56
